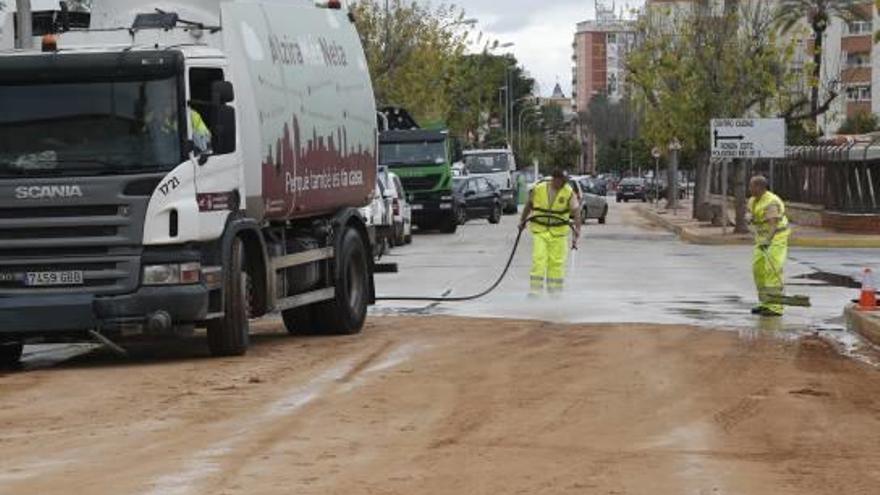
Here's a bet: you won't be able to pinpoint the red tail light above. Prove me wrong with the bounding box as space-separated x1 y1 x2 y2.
393 199 400 216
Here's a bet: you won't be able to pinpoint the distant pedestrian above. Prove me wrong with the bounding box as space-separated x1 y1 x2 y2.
748 175 790 317
520 169 582 296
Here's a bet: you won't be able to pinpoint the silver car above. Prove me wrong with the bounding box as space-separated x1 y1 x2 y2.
570 177 609 225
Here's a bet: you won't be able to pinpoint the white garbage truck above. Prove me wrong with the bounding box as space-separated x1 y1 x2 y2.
0 0 380 366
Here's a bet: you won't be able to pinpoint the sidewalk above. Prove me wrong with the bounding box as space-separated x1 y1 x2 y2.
634 202 880 248
846 304 880 347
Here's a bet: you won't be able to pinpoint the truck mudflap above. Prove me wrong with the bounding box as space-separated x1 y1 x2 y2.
0 285 209 337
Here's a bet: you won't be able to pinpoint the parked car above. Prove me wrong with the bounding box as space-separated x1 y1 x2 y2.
382 170 413 246
462 148 518 214
452 177 503 225
591 177 609 196
617 178 649 203
571 177 609 224
360 178 394 258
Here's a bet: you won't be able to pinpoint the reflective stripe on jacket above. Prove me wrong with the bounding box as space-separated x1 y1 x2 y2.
530 181 574 236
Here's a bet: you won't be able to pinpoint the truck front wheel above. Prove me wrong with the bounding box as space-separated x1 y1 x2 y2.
207 237 250 356
0 342 23 369
312 227 370 335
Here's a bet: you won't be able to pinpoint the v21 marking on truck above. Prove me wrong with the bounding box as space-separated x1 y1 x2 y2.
158 176 181 196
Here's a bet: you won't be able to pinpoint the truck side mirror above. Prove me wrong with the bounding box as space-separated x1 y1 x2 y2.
213 106 237 155
211 81 235 105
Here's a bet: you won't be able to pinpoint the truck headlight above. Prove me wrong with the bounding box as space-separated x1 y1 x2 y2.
143 262 201 285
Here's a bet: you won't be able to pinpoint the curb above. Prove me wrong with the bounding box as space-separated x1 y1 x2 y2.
635 206 880 249
789 236 880 249
634 206 750 246
845 304 880 347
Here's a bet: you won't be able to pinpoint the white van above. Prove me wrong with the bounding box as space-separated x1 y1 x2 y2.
462 148 517 214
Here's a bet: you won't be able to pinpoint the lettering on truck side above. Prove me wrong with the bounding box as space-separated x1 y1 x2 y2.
269 35 348 67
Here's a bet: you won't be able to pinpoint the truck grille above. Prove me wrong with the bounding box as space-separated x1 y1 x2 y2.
401 174 442 192
0 202 144 295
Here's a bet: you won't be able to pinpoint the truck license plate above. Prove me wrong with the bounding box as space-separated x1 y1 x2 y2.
25 271 84 287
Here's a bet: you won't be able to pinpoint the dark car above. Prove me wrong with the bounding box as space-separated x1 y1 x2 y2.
453 177 502 225
617 178 648 203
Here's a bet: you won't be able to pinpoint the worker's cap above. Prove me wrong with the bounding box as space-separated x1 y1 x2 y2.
550 168 567 179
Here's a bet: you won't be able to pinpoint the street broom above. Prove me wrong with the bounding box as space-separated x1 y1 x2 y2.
759 247 812 308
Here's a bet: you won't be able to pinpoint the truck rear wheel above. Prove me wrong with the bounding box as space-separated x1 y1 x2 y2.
312 227 370 335
0 342 23 369
207 237 250 356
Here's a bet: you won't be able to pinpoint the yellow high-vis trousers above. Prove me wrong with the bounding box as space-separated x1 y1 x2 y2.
530 231 569 294
753 238 789 314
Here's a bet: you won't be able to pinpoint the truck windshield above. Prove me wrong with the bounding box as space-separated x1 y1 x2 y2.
464 154 509 173
0 77 183 177
380 142 446 166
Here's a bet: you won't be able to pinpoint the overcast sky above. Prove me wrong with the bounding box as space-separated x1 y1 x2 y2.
454 0 643 97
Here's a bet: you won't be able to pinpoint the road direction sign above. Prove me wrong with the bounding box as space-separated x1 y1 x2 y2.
710 118 785 159
651 147 661 159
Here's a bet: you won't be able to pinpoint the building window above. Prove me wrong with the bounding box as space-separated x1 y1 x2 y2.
846 85 872 101
847 21 873 35
846 52 871 68
607 33 617 44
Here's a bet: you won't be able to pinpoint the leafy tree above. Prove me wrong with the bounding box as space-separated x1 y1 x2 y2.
774 0 869 119
352 0 471 130
628 1 802 231
838 111 879 134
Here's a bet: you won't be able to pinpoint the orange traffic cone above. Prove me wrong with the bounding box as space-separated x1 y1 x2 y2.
859 268 877 310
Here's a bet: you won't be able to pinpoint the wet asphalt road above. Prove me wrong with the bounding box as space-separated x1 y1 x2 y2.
21 199 879 367
373 200 879 356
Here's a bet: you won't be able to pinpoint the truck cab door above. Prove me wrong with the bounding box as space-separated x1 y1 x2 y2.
186 64 241 239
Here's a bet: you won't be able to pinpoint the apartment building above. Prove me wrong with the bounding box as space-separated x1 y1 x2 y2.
820 9 876 134
571 4 636 171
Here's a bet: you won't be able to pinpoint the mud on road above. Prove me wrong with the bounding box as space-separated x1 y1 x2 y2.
2 317 880 495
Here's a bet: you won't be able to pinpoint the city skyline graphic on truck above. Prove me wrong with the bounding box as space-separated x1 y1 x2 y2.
261 115 376 219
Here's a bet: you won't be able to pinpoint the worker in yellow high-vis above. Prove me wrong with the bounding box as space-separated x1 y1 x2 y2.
520 169 582 295
748 175 790 317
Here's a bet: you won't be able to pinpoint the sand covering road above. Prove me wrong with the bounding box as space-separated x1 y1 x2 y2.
1 317 879 494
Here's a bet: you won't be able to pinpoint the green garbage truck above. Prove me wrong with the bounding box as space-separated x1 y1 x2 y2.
378 108 458 234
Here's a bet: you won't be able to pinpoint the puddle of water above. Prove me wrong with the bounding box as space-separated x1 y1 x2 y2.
794 271 861 289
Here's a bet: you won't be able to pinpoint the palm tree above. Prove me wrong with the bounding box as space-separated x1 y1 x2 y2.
774 0 870 118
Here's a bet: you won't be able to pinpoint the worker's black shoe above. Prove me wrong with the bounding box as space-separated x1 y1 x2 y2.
756 308 783 318
751 306 764 315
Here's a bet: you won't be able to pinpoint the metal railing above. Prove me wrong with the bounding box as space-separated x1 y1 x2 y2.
710 145 880 214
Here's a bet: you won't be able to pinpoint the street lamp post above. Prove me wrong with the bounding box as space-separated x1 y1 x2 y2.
668 138 682 214
651 147 661 210
518 106 537 148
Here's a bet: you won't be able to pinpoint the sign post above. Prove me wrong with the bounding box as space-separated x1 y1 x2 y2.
721 160 728 235
651 147 661 210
